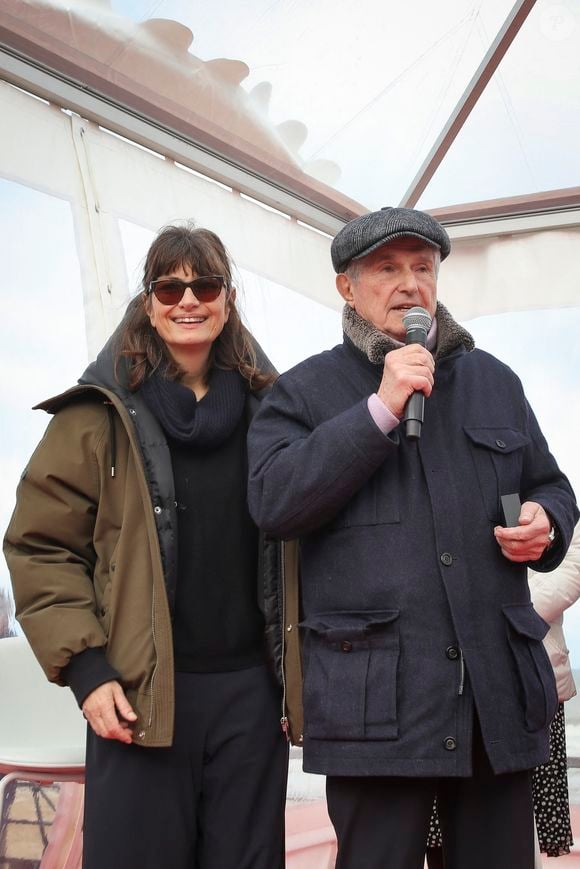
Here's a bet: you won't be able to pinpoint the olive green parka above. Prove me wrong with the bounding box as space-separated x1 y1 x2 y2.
4 336 303 747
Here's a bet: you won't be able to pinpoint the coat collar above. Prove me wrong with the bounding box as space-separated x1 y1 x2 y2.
342 301 475 365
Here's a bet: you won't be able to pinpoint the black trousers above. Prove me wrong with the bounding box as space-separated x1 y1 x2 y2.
326 718 534 869
83 666 288 869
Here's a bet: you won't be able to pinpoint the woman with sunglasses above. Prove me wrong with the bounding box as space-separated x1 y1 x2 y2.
4 224 291 869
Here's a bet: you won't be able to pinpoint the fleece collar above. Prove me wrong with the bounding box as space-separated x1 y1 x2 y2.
342 301 474 365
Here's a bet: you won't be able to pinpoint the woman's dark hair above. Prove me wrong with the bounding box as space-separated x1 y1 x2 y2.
116 223 275 391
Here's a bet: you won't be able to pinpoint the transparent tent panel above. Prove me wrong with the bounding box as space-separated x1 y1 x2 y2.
120 219 154 295
106 0 579 208
419 0 580 209
0 179 87 626
109 0 516 208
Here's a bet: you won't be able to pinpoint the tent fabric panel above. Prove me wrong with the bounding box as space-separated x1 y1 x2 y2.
440 229 580 320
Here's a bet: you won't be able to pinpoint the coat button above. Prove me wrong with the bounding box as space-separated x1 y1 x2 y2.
495 439 506 448
136 730 146 740
444 736 457 751
154 505 162 515
446 645 459 660
440 552 453 566
341 640 353 652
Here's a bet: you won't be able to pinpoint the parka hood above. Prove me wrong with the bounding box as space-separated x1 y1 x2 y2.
79 319 131 398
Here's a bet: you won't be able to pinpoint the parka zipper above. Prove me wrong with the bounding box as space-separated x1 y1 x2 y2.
104 401 117 477
147 590 158 728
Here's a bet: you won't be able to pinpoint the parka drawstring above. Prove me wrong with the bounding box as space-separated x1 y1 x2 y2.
105 402 117 478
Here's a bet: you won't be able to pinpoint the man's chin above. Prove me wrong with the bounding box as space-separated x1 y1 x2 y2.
382 317 406 342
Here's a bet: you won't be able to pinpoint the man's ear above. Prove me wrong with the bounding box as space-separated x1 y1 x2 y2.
336 273 355 308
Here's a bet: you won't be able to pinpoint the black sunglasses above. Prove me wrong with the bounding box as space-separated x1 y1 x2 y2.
148 275 226 305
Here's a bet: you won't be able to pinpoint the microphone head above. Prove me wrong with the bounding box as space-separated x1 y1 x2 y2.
402 306 432 335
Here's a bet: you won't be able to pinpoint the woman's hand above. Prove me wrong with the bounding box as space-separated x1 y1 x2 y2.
82 680 138 744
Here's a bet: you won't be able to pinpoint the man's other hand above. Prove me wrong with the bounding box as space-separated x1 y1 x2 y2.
494 501 553 563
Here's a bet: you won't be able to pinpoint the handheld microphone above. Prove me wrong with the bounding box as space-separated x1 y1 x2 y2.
402 306 432 440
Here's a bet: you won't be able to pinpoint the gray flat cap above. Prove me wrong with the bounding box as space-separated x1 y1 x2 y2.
331 206 451 273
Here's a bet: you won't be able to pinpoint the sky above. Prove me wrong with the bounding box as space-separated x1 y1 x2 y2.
1 176 579 661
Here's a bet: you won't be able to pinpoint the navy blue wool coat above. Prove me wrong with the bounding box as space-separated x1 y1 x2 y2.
247 335 578 777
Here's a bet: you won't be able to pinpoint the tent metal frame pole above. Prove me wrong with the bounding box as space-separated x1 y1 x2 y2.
399 0 538 209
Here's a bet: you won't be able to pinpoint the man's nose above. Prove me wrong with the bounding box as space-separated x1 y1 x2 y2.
398 268 419 292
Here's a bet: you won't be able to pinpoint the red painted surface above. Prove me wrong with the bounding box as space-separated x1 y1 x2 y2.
285 801 337 868
285 801 580 868
34 793 580 867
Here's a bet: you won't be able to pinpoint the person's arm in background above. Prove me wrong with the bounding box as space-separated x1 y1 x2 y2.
529 520 580 703
529 522 580 625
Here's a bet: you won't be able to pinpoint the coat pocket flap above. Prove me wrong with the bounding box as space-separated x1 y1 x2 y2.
464 427 530 454
502 603 550 641
300 610 400 641
301 610 401 740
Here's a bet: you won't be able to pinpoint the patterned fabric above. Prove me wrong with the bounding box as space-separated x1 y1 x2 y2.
533 703 574 857
426 703 574 857
426 798 442 850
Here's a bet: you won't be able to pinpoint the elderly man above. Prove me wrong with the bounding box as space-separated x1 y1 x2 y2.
248 207 578 869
